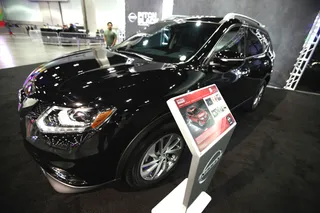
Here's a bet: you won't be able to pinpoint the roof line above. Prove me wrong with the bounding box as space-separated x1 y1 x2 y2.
221 13 265 27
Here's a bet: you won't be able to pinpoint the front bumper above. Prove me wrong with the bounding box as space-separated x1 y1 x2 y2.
40 167 112 193
19 97 119 192
23 134 116 192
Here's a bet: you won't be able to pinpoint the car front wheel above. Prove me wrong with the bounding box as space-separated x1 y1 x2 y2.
124 123 184 188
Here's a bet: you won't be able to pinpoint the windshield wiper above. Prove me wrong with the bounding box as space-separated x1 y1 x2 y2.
118 50 153 61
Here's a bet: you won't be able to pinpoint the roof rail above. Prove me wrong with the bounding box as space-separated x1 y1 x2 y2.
221 13 265 27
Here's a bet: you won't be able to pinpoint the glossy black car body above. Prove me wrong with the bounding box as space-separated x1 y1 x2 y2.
19 13 274 193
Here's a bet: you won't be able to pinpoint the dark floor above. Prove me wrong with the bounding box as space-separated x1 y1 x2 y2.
1 64 320 213
296 67 320 93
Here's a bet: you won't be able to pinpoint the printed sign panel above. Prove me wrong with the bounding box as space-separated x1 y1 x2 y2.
169 84 235 155
167 84 236 208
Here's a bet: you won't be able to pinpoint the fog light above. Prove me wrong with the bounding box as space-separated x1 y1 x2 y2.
50 166 88 186
51 167 68 180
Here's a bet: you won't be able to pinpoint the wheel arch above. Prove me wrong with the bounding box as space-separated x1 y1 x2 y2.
265 74 271 84
115 112 175 178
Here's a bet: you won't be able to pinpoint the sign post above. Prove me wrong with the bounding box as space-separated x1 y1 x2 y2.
152 84 236 213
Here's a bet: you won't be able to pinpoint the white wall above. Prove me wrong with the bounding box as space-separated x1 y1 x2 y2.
83 0 96 34
60 0 83 25
95 0 125 31
49 2 63 25
2 0 43 22
162 0 173 20
35 2 62 26
2 0 83 25
38 2 51 24
1 0 126 32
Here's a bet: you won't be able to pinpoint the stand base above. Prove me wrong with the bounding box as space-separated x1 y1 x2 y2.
152 178 211 213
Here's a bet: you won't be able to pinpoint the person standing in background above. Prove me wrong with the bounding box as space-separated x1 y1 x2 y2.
5 22 15 37
69 23 76 32
96 29 100 37
26 26 30 36
104 22 117 48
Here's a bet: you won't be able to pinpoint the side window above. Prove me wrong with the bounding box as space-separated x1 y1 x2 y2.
246 28 265 57
160 28 171 45
212 26 246 59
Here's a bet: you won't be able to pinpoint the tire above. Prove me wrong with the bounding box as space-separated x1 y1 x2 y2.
243 81 266 111
124 122 185 189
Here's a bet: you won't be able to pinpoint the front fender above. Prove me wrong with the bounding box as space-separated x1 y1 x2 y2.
114 112 174 178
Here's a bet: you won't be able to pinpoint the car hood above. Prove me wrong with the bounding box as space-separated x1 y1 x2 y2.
197 111 206 117
23 48 202 108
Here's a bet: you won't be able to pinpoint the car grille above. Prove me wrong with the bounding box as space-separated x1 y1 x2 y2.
30 101 51 118
43 133 84 150
33 102 51 117
41 131 95 150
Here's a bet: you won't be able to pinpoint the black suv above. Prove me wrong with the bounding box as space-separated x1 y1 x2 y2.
18 13 275 193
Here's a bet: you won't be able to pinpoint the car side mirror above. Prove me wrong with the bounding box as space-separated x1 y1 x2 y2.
208 51 244 72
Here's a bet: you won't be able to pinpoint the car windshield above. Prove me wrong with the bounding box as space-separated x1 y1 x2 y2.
116 22 218 63
193 108 202 114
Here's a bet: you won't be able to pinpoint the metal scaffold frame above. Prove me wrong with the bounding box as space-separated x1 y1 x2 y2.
284 11 320 90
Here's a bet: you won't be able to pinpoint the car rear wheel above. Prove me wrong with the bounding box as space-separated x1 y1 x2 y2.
243 81 266 111
124 123 184 188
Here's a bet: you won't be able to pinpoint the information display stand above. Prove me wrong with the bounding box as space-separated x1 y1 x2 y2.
152 84 236 213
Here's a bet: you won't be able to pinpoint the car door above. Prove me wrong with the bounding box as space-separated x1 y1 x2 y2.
200 25 249 109
240 27 270 100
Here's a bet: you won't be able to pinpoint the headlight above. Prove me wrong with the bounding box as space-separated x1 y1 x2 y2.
36 106 116 133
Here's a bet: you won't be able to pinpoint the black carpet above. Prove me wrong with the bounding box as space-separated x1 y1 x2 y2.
296 67 320 94
1 64 320 213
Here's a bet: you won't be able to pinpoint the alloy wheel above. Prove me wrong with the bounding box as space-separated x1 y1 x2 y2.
140 133 184 181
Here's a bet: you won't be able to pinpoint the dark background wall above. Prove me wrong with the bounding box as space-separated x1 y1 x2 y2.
173 0 319 87
125 0 163 38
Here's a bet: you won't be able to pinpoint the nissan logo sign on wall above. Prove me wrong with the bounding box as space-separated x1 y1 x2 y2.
198 150 223 184
128 12 159 26
128 13 137 23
